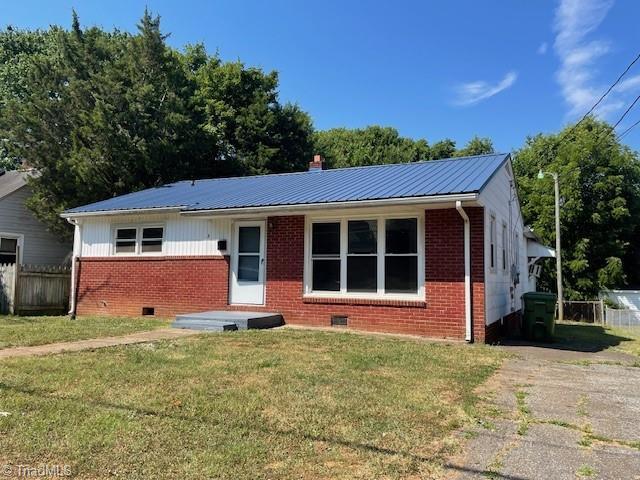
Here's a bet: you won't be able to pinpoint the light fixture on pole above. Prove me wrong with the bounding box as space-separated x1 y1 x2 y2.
537 169 563 321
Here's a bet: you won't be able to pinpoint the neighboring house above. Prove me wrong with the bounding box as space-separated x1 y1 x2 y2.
62 153 540 342
524 227 556 292
600 290 640 310
0 170 71 266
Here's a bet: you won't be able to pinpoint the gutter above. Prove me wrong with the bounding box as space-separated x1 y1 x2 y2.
456 201 473 342
66 218 82 319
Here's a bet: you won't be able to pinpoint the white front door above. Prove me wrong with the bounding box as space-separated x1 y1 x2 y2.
230 221 266 305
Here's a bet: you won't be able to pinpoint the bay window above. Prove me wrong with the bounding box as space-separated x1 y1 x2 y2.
307 215 423 298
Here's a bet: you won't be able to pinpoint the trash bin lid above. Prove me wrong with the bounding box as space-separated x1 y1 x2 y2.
522 291 557 302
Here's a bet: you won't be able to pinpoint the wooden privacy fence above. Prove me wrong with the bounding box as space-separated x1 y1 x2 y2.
0 263 71 315
562 300 605 324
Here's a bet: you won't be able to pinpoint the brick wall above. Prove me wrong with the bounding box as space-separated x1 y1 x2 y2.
75 207 492 341
76 256 230 317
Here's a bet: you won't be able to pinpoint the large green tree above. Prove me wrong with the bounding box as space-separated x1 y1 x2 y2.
194 58 313 175
313 127 493 168
514 118 640 299
0 11 314 237
313 126 430 168
0 26 56 169
454 136 494 157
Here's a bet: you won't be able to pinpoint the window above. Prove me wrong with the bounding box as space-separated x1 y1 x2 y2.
502 222 507 272
311 222 340 291
237 226 260 281
347 220 377 292
141 227 164 253
385 218 418 293
0 237 18 265
115 228 137 254
489 215 496 270
114 226 164 255
308 216 422 297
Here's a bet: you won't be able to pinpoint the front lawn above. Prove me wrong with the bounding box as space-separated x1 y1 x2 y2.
0 329 504 479
0 315 170 349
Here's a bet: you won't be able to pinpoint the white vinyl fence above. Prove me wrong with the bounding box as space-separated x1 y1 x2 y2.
0 263 71 315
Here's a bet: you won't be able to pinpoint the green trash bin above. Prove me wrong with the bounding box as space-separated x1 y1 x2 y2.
522 292 557 341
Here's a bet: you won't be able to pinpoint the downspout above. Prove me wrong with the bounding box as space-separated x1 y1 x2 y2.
66 218 82 319
456 201 472 342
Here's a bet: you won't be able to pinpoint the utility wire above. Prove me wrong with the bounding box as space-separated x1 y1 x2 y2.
612 93 640 131
592 93 640 147
617 118 640 140
558 51 640 146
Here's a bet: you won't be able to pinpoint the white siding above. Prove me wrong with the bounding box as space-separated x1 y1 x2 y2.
601 290 640 310
80 213 231 257
0 186 71 265
479 162 528 325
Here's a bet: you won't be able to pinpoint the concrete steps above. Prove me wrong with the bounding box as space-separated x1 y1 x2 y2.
172 311 283 331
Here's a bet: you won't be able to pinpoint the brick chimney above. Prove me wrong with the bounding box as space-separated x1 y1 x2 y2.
308 154 325 172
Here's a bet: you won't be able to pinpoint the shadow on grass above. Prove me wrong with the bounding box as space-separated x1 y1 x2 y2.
502 322 634 353
0 380 529 480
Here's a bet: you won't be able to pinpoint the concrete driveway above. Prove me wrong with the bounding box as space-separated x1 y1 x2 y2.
448 341 640 480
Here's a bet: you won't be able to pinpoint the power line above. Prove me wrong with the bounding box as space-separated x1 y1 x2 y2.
591 93 640 147
576 52 640 125
612 93 640 131
558 51 640 146
617 118 640 140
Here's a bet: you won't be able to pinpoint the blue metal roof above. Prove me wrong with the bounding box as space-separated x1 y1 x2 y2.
64 153 509 215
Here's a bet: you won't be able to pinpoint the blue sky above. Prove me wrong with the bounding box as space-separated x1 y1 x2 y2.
3 0 640 152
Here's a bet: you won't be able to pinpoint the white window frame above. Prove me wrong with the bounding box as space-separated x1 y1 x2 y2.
112 224 165 256
303 212 425 301
502 221 508 273
489 213 497 272
0 232 24 265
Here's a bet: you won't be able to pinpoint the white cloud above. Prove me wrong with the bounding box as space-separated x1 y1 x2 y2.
538 42 548 55
616 74 640 93
453 71 518 106
552 0 635 119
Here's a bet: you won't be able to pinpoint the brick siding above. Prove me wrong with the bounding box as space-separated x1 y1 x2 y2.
76 207 494 341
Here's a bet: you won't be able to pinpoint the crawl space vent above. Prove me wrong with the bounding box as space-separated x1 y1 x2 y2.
331 315 348 327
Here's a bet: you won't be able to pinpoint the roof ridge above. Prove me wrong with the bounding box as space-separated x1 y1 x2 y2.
174 153 508 185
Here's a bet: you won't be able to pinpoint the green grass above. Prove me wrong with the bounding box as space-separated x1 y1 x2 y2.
515 390 531 436
554 322 640 357
0 315 170 349
0 329 505 479
576 464 596 477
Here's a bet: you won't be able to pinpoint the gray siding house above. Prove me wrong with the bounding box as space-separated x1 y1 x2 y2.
0 170 71 265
